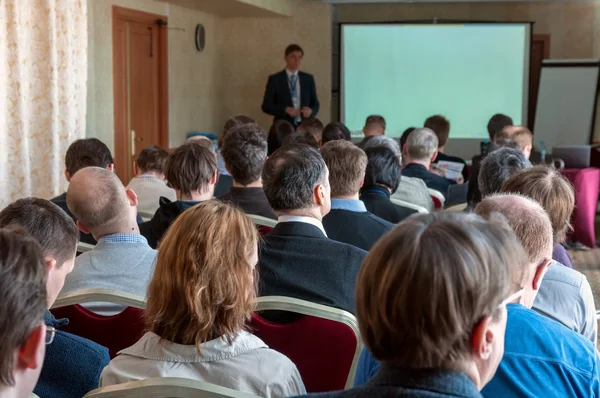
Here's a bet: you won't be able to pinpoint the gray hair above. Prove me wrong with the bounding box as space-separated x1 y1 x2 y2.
405 128 438 161
361 136 401 157
478 147 532 198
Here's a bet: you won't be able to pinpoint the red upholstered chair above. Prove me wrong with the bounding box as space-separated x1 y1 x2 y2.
51 288 146 358
249 296 362 393
428 189 446 210
257 226 272 236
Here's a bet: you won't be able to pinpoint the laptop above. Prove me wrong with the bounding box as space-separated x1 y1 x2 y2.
551 145 591 169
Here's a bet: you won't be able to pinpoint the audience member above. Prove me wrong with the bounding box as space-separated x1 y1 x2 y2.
487 113 514 141
361 136 433 212
267 119 295 156
219 124 276 219
358 115 386 148
296 117 324 145
360 146 417 224
475 195 600 398
321 140 394 251
126 146 176 215
322 122 352 145
63 167 157 314
100 201 305 396
468 137 519 206
0 228 48 398
185 135 214 149
402 128 455 197
283 131 320 149
51 138 114 244
496 126 533 160
335 212 525 396
260 144 367 314
0 198 110 398
477 147 531 200
501 167 596 344
139 142 217 248
425 115 468 180
399 127 416 151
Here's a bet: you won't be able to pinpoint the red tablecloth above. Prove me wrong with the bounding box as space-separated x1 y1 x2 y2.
561 168 600 248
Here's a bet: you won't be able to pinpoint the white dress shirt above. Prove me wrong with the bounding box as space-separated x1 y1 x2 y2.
278 215 327 237
100 331 306 397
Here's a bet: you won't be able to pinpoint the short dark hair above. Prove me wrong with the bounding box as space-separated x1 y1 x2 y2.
221 124 268 186
0 198 78 267
65 138 113 176
262 144 327 211
322 122 352 145
297 117 324 143
478 147 532 198
165 143 217 196
0 227 47 387
399 127 416 150
268 120 295 156
136 146 169 174
424 115 450 148
220 115 257 145
365 115 386 130
363 146 401 194
487 114 514 138
283 131 319 150
285 44 304 57
322 140 367 197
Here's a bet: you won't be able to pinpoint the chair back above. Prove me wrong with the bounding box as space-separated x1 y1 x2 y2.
138 211 154 222
249 296 362 393
83 377 261 398
51 289 146 358
444 203 468 212
247 214 277 228
428 189 446 210
77 242 95 254
390 198 428 214
257 226 272 236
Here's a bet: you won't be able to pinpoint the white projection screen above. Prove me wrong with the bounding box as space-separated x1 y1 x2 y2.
340 23 531 141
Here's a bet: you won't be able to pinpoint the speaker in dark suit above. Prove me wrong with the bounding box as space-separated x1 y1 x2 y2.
261 44 319 126
259 222 366 314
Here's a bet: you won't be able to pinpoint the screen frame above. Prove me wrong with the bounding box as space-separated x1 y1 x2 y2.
338 20 534 139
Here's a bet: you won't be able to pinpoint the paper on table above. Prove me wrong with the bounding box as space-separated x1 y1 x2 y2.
436 160 464 182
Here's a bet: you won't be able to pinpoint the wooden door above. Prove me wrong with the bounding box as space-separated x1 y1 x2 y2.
528 34 551 131
112 6 168 183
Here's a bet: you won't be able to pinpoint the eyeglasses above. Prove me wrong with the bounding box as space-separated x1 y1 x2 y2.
45 326 56 345
499 289 524 308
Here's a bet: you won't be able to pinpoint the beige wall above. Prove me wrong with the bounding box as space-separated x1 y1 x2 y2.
86 0 332 153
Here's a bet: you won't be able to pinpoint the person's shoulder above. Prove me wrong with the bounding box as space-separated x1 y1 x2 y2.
400 175 428 189
298 71 314 78
365 212 395 229
269 70 286 79
53 329 110 363
543 261 586 288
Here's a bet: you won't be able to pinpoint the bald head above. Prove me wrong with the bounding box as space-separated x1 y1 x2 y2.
67 167 136 236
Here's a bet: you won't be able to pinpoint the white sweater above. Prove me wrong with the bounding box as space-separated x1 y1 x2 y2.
126 175 177 215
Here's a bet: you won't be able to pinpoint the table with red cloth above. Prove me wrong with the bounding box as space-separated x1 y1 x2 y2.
561 168 600 248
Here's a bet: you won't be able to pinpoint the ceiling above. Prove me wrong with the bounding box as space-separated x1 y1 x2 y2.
323 0 585 2
164 0 291 17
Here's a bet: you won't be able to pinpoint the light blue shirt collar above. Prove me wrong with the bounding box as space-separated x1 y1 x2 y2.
331 199 367 213
97 233 148 245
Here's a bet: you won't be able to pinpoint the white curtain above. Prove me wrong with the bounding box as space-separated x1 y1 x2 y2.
0 0 87 208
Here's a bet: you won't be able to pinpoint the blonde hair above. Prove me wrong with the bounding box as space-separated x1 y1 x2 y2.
145 201 259 353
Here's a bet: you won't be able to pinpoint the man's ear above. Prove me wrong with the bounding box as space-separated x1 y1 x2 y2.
224 164 232 177
65 169 71 182
133 163 139 176
471 315 495 361
18 324 44 371
430 150 438 163
107 164 115 172
125 188 138 207
210 171 218 185
532 259 552 291
524 145 533 160
403 145 408 157
44 257 57 277
314 184 326 206
360 173 365 189
76 220 90 235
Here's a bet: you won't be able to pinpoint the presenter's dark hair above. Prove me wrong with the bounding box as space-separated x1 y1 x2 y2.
268 120 295 156
65 138 113 176
285 44 304 57
322 122 352 145
363 146 401 194
262 144 327 211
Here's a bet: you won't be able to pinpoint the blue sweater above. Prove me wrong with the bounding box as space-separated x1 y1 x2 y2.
34 311 110 398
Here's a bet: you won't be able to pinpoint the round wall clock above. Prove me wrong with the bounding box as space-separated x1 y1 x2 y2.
195 24 205 52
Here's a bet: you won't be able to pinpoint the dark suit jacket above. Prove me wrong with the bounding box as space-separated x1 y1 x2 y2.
401 163 455 198
360 186 417 224
259 222 367 314
262 70 320 125
468 155 484 206
219 187 277 219
304 366 482 398
323 209 394 251
214 174 233 198
139 197 201 249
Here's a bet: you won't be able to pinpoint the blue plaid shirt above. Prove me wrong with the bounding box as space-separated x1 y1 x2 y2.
97 233 148 245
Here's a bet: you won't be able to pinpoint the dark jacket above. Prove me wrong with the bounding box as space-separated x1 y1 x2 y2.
214 174 233 198
259 222 367 314
360 186 417 224
303 366 483 398
261 70 320 125
219 187 277 220
35 311 110 398
468 154 484 206
139 197 201 248
434 151 469 180
401 163 455 198
323 209 394 251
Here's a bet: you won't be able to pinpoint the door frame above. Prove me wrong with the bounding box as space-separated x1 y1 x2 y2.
112 6 169 182
528 33 551 131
